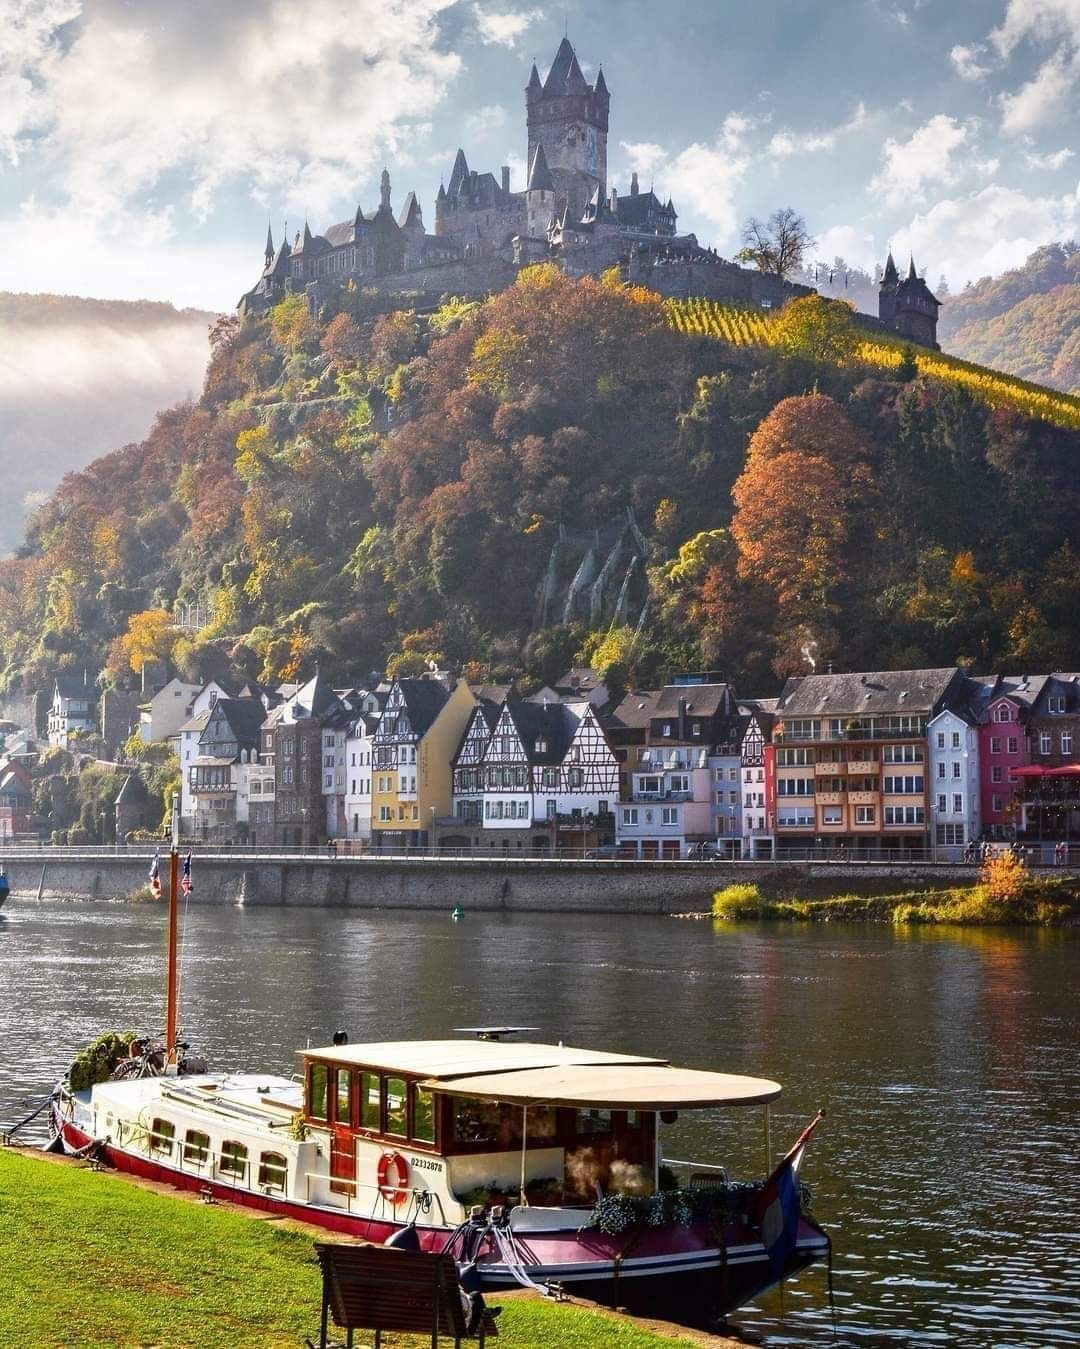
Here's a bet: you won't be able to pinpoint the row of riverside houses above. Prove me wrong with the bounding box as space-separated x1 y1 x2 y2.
602 668 1080 860
159 666 621 853
130 663 1080 857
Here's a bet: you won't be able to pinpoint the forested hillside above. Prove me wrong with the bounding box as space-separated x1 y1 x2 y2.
2 266 1078 705
938 243 1079 393
0 293 217 554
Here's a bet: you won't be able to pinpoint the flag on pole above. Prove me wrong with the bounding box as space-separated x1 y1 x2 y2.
149 850 161 899
181 852 193 896
753 1110 825 1275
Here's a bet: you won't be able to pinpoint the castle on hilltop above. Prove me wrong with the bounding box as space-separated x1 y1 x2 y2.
239 38 939 349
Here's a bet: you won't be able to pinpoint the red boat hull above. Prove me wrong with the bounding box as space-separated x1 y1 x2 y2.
57 1116 828 1316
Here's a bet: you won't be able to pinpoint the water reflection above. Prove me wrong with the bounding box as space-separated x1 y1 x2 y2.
0 900 1076 1347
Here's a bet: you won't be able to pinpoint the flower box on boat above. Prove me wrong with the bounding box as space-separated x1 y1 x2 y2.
53 1035 829 1318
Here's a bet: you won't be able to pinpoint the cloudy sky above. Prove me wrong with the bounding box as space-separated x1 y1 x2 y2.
1 0 1078 310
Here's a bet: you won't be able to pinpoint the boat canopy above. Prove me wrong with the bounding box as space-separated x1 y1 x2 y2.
418 1063 782 1110
302 1039 667 1078
302 1040 781 1110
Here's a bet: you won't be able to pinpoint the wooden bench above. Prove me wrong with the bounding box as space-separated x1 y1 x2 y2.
311 1241 500 1349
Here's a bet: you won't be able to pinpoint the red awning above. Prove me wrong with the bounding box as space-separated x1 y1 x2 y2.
1011 766 1050 776
1047 764 1080 776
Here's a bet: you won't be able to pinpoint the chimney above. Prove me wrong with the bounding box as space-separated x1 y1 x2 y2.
501 165 510 194
610 186 618 212
678 697 688 740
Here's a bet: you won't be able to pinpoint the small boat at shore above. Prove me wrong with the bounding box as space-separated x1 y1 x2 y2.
50 842 830 1320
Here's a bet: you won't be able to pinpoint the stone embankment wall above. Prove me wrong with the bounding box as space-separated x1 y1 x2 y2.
0 854 987 913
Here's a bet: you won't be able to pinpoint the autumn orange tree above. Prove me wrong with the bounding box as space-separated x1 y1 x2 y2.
731 394 875 667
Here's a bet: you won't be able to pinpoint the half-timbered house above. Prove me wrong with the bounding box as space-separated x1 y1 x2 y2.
739 701 776 859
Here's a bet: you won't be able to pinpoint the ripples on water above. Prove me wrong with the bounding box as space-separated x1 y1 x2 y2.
1 899 1077 1347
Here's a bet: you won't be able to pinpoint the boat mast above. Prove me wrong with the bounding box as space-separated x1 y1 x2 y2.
165 797 180 1063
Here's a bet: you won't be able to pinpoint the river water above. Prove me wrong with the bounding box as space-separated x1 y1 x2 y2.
1 897 1076 1347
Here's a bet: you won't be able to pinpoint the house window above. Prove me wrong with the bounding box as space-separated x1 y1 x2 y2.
1007 736 1018 754
622 808 638 825
995 705 1010 722
546 799 556 818
936 823 965 845
991 795 1003 813
990 737 1001 754
821 806 842 824
183 1129 210 1166
952 732 961 749
883 775 923 794
1063 733 1073 755
1048 696 1066 713
855 806 875 824
669 774 689 793
149 1117 175 1156
219 1141 248 1179
937 762 946 779
1040 733 1052 754
258 1152 288 1191
991 767 1002 783
660 807 678 825
952 762 962 778
936 732 945 748
953 794 963 814
692 722 701 735
937 794 946 813
662 724 672 737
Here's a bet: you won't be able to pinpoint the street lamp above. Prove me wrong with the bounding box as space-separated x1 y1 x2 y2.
430 805 436 858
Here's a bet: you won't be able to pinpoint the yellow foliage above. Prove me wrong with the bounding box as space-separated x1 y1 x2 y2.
979 851 1028 903
950 550 981 585
270 295 317 353
666 297 1080 430
117 608 176 674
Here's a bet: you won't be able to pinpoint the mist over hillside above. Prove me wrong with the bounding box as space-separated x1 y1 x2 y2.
0 294 218 554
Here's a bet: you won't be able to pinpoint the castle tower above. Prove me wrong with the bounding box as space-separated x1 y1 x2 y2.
525 143 556 236
380 168 392 213
527 37 609 220
879 251 940 349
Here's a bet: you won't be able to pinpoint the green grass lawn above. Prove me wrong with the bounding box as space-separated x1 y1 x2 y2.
0 1151 703 1347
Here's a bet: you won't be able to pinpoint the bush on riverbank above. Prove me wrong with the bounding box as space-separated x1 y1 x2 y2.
0 1151 703 1347
711 871 1079 927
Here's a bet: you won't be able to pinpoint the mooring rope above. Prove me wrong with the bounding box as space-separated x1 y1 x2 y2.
1 1091 58 1142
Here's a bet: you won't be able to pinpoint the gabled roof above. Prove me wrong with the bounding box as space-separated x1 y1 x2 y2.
397 191 423 230
614 189 676 229
204 697 266 748
447 148 470 198
653 684 732 718
986 674 1050 711
604 689 662 732
0 769 31 800
292 669 341 720
176 708 211 735
54 675 94 700
777 668 961 718
1037 673 1080 714
505 700 580 765
396 678 453 737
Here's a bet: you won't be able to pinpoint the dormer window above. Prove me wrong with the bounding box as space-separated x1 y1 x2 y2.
662 723 672 737
995 705 1011 722
535 737 547 753
1048 696 1066 714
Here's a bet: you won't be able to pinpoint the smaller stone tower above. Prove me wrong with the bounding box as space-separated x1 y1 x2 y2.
879 251 940 349
525 143 556 237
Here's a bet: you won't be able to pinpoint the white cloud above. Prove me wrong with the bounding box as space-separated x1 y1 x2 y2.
949 43 991 80
471 4 540 48
1 0 462 230
0 0 80 164
1000 49 1078 132
621 123 753 243
892 181 1080 287
991 0 1080 57
868 115 977 205
766 103 867 159
465 104 506 139
1025 145 1074 168
813 223 879 272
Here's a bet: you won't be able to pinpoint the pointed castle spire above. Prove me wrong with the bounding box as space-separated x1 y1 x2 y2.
907 254 918 282
264 220 274 264
527 60 541 92
527 142 555 193
882 250 899 286
594 65 609 97
380 168 392 212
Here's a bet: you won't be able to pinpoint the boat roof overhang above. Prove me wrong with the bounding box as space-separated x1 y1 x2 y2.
417 1064 782 1111
301 1039 780 1110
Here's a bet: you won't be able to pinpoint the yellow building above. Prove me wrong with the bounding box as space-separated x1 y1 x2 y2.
371 676 476 851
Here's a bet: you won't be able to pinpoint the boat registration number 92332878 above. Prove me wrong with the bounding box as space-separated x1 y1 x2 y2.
410 1156 444 1172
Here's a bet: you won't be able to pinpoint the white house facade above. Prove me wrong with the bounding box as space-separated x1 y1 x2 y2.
928 708 980 858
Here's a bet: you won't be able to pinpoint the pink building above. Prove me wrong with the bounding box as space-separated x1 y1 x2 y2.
978 677 1046 839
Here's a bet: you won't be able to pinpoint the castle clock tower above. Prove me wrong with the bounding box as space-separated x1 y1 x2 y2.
526 39 609 220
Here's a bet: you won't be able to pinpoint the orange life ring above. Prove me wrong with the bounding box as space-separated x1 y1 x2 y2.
377 1150 410 1205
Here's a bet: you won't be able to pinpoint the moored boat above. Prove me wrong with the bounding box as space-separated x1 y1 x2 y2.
52 1032 829 1317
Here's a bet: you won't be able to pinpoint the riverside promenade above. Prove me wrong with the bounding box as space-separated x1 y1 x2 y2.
0 848 1007 912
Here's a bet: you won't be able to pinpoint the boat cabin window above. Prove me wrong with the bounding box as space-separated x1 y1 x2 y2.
576 1108 612 1136
183 1129 210 1166
360 1072 381 1129
149 1117 175 1156
308 1063 328 1121
333 1068 352 1126
453 1098 557 1149
386 1077 408 1136
220 1140 248 1179
258 1151 288 1192
413 1085 435 1143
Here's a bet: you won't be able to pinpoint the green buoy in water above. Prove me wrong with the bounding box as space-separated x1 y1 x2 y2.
451 904 464 921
